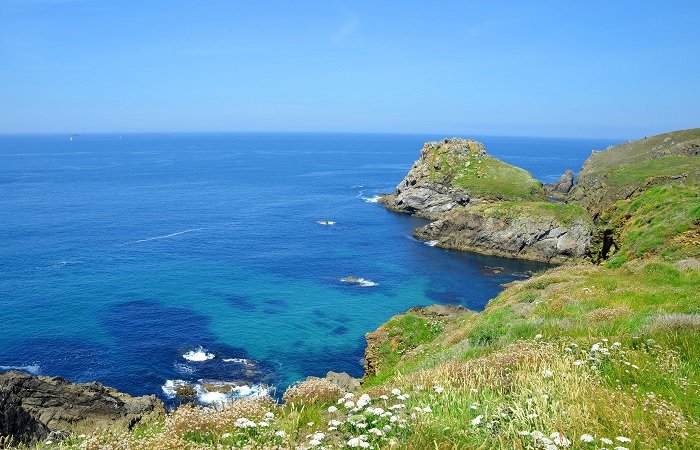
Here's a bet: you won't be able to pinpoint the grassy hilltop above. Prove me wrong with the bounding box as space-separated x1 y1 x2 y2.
13 130 700 450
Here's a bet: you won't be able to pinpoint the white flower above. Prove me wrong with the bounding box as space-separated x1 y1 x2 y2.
380 394 389 400
550 432 571 447
234 417 257 428
397 393 410 401
390 415 399 423
258 421 269 427
615 436 631 443
347 436 369 448
383 425 392 432
471 415 483 426
356 394 372 408
580 434 594 443
542 369 554 378
600 437 613 445
221 433 231 439
422 406 433 413
591 343 601 352
329 419 342 426
344 392 355 399
77 435 86 439
369 428 383 436
344 401 355 409
307 422 314 427
469 402 479 410
328 405 338 413
328 426 337 431
433 385 444 393
356 422 367 429
389 403 405 410
391 388 401 395
518 430 530 436
535 334 543 340
614 447 629 450
544 444 558 450
309 439 321 447
470 388 478 394
275 430 287 438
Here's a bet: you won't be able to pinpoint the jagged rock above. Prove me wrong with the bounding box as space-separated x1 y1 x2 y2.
380 138 486 219
414 205 593 263
324 371 360 392
545 169 574 198
0 371 164 445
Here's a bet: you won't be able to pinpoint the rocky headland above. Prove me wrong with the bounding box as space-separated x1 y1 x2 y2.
382 129 700 263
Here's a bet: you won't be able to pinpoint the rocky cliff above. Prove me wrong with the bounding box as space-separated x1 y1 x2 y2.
414 202 593 263
381 138 545 219
0 371 164 445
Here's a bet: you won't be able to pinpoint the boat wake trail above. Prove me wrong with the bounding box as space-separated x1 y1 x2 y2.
128 228 204 244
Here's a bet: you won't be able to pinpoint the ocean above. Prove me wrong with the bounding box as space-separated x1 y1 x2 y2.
0 133 618 405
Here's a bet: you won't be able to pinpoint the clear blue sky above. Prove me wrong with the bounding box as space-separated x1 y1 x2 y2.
1 0 698 138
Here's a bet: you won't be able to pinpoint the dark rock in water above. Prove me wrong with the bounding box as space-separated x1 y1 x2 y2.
324 371 361 392
544 169 574 199
0 371 164 445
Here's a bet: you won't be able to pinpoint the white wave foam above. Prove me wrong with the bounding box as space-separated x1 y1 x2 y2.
222 358 255 367
182 346 215 362
130 228 203 244
174 363 195 375
351 184 365 188
161 379 189 398
361 195 382 203
341 276 378 287
0 364 41 375
425 240 439 247
194 382 270 406
316 220 336 225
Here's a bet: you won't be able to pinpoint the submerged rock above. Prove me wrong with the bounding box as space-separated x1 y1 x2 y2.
0 371 164 445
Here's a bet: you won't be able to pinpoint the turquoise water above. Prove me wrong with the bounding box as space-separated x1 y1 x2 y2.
0 133 618 404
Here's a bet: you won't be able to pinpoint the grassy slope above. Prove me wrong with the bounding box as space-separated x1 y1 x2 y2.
426 142 546 202
467 201 592 227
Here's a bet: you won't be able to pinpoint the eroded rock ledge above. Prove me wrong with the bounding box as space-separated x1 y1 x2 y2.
414 204 593 263
0 371 164 445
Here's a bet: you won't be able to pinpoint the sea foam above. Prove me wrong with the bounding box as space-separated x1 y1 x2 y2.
182 346 215 362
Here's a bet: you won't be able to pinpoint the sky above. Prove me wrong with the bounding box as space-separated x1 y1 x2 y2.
0 0 699 138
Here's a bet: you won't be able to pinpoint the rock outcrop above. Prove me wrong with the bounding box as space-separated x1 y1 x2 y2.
380 138 483 219
414 204 593 263
0 371 164 445
544 169 574 199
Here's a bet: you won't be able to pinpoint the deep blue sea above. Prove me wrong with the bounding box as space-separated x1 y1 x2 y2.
0 133 618 404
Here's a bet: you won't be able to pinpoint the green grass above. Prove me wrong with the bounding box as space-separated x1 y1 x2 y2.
451 155 545 201
600 185 700 262
425 143 545 201
582 128 700 173
607 156 700 187
470 201 592 227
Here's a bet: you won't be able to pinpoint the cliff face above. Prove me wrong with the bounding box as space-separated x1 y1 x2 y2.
381 138 545 219
0 371 164 445
568 129 700 218
414 204 592 263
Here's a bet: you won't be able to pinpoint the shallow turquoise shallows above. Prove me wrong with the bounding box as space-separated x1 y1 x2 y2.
0 133 617 404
